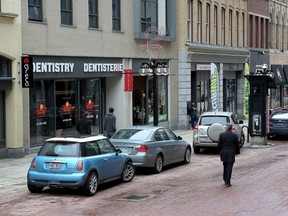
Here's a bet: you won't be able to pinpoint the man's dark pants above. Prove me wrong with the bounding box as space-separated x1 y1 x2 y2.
223 162 234 184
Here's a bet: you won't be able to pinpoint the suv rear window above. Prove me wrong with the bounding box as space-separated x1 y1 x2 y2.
39 142 80 157
200 116 230 126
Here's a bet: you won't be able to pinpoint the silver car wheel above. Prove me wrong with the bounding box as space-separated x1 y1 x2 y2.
82 172 98 196
154 155 163 173
122 162 135 182
88 173 98 194
184 148 191 164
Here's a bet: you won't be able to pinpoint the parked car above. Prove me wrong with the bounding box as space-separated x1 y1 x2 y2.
110 126 191 173
27 135 135 196
268 108 288 139
193 111 245 154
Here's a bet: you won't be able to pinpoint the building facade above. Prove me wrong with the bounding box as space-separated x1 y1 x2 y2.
269 0 288 110
177 0 249 129
0 1 25 158
0 0 177 158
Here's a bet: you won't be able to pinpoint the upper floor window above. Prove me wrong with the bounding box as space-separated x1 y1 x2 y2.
141 0 158 32
213 6 218 44
221 7 225 45
228 9 232 46
28 0 43 21
242 12 245 47
187 0 192 41
89 0 98 28
112 0 121 31
236 11 239 47
61 0 73 25
197 1 202 42
205 3 210 43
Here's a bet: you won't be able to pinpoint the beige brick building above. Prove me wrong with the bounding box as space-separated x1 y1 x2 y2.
1 0 178 158
177 0 249 129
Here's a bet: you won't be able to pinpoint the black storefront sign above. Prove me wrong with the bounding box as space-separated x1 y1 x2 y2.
21 56 33 88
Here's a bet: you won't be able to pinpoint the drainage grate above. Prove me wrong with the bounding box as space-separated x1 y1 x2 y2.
120 195 151 201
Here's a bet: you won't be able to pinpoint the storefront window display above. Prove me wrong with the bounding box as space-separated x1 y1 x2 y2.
30 80 54 146
30 79 102 147
270 88 281 109
133 76 168 125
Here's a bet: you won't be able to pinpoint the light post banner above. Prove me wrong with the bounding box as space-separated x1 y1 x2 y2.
210 63 218 111
243 63 250 119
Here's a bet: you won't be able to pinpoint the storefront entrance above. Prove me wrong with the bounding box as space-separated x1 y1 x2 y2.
30 79 103 147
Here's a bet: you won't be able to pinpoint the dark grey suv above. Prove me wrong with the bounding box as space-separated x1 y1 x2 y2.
193 111 245 154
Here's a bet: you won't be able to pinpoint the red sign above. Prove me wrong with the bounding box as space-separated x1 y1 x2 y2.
36 104 47 118
85 100 94 111
124 69 133 92
62 102 72 114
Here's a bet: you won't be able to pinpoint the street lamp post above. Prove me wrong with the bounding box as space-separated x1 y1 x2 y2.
139 60 169 126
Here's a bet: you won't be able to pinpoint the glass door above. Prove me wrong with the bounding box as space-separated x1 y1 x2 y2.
79 78 101 135
55 80 76 136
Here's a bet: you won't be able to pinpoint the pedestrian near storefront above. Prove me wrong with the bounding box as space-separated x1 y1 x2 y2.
187 101 197 128
217 123 240 187
104 107 116 138
76 111 91 135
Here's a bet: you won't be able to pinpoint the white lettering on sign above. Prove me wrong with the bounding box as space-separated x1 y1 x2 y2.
196 64 211 71
33 62 74 73
83 63 123 72
24 63 30 87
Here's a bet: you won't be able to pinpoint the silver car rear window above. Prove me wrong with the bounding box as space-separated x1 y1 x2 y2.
113 129 152 140
200 116 230 126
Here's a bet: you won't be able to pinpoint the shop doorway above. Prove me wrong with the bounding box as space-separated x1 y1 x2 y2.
55 80 76 136
223 79 236 113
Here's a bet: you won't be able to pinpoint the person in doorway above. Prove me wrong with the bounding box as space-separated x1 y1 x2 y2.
76 111 91 135
104 107 116 138
217 123 240 187
187 101 197 128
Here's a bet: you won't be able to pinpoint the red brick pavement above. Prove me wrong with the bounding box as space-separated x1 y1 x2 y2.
1 136 288 216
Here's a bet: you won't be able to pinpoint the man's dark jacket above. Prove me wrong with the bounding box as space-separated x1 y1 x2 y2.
217 130 240 162
76 118 91 135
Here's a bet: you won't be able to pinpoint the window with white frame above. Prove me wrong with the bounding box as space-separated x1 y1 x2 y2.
28 0 43 21
89 0 98 28
197 1 202 42
187 0 192 42
205 3 210 43
61 0 73 25
112 0 121 31
221 7 225 45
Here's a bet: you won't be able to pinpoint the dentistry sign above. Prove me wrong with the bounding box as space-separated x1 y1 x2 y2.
21 56 33 88
30 56 123 80
210 63 218 111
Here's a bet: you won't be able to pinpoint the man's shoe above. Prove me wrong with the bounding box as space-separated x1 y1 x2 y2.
225 183 232 187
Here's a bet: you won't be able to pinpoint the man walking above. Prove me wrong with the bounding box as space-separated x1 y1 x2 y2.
217 123 240 187
104 107 116 138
